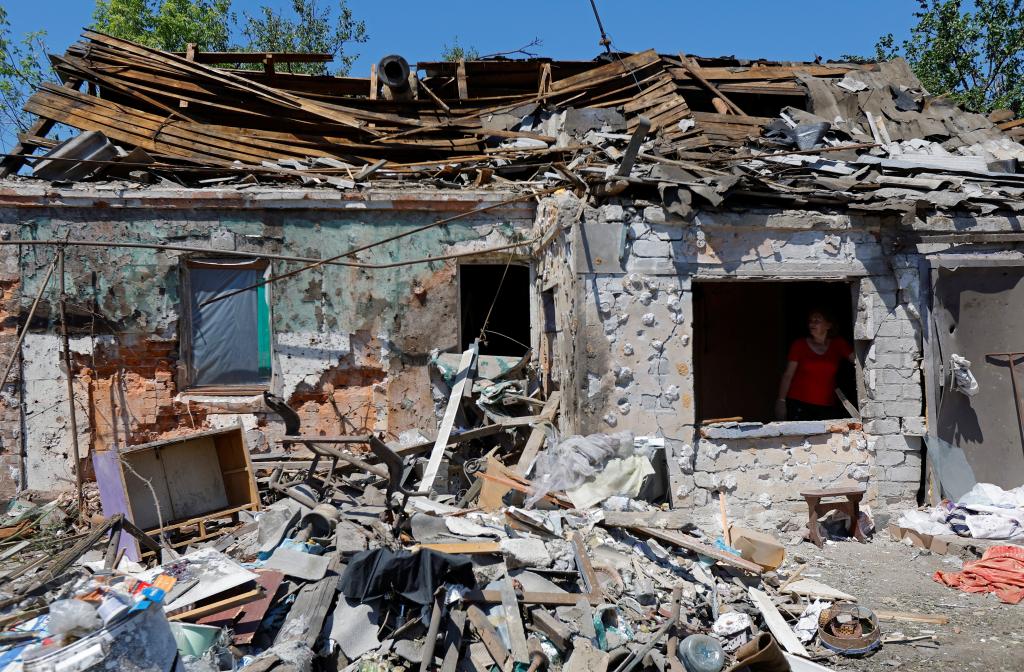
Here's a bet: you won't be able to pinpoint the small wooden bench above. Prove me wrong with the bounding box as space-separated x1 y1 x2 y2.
800 487 867 548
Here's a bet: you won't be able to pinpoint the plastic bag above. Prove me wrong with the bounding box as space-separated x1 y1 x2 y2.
896 509 951 536
48 599 101 636
950 354 979 396
525 432 634 508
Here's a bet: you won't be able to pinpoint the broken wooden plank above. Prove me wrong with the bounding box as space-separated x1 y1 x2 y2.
466 589 600 607
875 610 949 625
441 607 467 672
747 587 809 657
418 343 477 492
274 555 340 647
169 587 264 622
571 532 601 598
500 577 530 664
620 526 763 574
781 578 856 602
515 391 561 475
529 608 571 652
467 605 511 672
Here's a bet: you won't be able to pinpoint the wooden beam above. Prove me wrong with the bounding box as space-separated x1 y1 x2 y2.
457 59 468 100
0 77 82 177
620 526 763 574
418 343 477 492
747 587 809 656
514 391 561 475
676 54 747 116
467 605 512 672
169 587 263 622
169 51 334 64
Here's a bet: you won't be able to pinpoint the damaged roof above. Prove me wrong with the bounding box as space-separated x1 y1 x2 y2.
3 30 1024 216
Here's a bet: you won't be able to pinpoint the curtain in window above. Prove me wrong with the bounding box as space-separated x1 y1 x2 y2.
189 261 270 386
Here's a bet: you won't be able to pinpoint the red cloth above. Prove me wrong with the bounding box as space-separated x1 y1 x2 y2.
933 544 1024 604
786 337 853 406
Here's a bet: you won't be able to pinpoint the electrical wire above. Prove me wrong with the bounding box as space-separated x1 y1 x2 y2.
199 185 560 308
476 252 516 346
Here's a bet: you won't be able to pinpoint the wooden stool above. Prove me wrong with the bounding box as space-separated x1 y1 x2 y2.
800 487 867 548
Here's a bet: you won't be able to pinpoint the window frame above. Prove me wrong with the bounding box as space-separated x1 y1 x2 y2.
692 277 863 427
455 260 536 356
179 258 273 395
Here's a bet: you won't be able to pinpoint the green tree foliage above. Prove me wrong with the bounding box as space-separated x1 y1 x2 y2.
93 0 232 51
0 6 50 144
441 37 480 62
241 0 367 75
872 0 1024 115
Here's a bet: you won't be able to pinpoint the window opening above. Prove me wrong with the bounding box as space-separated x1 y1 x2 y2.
459 264 531 357
694 280 857 424
186 259 272 387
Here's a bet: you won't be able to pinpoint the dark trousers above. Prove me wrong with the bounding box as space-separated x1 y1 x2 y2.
787 398 838 421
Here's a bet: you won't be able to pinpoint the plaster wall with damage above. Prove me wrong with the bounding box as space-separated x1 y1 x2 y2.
0 187 534 495
556 192 1016 532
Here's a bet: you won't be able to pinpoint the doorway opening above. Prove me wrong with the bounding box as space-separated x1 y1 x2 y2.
459 263 531 357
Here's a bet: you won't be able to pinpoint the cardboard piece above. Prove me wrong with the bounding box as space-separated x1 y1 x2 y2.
729 525 785 570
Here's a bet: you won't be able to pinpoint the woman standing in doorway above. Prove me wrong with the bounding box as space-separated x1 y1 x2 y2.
775 308 855 421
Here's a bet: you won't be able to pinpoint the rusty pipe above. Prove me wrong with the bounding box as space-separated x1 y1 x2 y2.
379 55 412 99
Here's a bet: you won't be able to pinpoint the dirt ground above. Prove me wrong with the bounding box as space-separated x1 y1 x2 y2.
786 534 1023 671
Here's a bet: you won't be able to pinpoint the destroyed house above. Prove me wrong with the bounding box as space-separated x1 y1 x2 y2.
1 32 1024 536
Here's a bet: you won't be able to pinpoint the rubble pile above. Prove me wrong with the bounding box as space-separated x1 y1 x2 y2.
4 33 1024 223
0 351 942 672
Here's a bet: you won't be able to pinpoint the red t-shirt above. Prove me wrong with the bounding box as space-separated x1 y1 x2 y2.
787 337 853 406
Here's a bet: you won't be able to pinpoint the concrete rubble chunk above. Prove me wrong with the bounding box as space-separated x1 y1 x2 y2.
500 537 553 569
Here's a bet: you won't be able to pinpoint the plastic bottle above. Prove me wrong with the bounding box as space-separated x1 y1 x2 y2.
678 634 725 672
47 599 101 637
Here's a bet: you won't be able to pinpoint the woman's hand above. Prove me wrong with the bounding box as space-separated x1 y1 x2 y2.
774 398 787 421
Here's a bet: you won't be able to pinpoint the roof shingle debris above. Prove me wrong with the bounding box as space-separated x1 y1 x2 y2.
4 31 1023 217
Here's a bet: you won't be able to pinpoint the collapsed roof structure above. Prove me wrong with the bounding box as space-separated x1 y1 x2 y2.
5 30 1023 214
0 30 1022 672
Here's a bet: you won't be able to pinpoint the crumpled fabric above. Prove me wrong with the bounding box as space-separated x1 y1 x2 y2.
339 548 476 607
566 455 655 509
526 432 637 508
933 544 1024 604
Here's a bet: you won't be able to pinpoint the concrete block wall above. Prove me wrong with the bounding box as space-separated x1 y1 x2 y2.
573 198 927 531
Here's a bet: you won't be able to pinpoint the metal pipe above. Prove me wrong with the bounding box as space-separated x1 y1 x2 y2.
419 594 444 672
0 253 58 390
378 55 412 99
58 248 84 513
0 235 539 271
200 185 558 307
986 351 1024 459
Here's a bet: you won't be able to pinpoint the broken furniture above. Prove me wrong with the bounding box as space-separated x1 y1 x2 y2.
93 425 259 557
265 391 428 522
800 487 867 548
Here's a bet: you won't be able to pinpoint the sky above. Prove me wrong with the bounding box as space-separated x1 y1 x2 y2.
4 0 919 74
1 0 920 150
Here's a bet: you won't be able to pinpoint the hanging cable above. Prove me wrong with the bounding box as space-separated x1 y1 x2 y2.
477 252 517 347
587 0 613 54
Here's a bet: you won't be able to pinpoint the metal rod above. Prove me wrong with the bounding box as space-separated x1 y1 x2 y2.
587 0 613 53
58 247 84 513
0 236 539 270
986 351 1024 459
200 186 558 307
0 253 58 390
